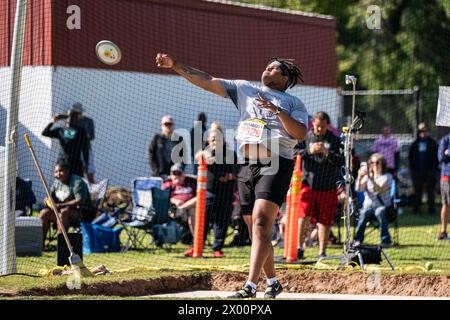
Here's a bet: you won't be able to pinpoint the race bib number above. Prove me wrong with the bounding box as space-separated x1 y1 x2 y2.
237 118 266 143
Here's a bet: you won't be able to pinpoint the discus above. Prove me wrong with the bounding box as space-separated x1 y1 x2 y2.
95 40 122 65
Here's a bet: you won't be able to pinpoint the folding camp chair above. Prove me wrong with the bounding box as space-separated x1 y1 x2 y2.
120 177 163 251
79 179 125 254
389 179 401 245
148 187 173 248
83 178 109 211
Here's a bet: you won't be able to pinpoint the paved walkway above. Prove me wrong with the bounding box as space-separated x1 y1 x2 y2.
149 290 450 300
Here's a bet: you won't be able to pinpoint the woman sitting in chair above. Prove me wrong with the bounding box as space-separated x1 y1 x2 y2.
39 159 95 246
354 152 393 248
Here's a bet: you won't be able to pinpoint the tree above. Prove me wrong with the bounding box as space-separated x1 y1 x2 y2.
233 0 450 133
232 0 449 89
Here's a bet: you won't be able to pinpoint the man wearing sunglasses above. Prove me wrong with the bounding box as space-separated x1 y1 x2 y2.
296 111 344 260
148 115 186 179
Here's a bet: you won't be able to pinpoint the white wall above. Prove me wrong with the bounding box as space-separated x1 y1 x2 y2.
0 67 54 202
1 67 341 202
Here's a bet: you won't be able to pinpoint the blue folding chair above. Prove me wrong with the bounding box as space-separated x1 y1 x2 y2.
149 187 178 248
120 177 166 250
389 179 400 245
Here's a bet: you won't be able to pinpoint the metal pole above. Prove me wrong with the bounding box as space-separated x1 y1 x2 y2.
413 86 420 138
1 0 28 275
343 75 357 263
343 130 351 258
351 81 356 123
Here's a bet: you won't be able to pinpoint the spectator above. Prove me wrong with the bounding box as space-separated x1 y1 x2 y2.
39 159 95 246
408 123 439 214
197 128 237 258
353 153 393 247
438 132 450 240
42 108 90 177
190 112 208 165
372 125 399 176
229 201 251 247
296 111 344 259
148 115 186 179
162 163 197 256
69 103 96 184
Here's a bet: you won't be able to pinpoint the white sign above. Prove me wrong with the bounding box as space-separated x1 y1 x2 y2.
436 86 450 127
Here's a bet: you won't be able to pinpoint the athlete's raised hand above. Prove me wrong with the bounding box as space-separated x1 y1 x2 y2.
155 53 175 68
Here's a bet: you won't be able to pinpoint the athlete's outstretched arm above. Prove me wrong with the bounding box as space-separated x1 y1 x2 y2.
155 53 227 97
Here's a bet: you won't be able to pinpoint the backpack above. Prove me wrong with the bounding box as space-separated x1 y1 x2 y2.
152 221 181 247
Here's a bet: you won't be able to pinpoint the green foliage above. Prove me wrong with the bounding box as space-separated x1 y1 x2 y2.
232 0 450 91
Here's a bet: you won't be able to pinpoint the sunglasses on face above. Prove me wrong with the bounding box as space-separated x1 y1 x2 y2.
163 122 173 127
171 171 182 176
370 160 381 165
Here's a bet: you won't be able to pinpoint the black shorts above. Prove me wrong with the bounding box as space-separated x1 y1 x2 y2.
237 157 294 215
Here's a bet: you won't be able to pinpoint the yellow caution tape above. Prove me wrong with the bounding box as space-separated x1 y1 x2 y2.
36 262 441 277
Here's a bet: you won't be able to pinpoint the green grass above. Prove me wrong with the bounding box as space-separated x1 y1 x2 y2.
3 206 448 299
18 245 252 272
326 207 450 271
15 207 450 275
0 270 176 292
0 207 447 301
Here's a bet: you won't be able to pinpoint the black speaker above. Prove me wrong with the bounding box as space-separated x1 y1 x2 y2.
57 233 83 267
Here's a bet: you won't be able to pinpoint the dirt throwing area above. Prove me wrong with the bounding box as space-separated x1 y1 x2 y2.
210 270 450 297
2 270 450 298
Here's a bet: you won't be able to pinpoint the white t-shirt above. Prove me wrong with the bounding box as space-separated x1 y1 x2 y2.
361 173 393 209
221 79 308 159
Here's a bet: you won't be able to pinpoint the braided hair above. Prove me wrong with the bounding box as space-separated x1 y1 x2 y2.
269 58 304 90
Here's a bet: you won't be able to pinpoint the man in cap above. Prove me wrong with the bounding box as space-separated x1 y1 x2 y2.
42 106 90 178
408 122 439 214
148 115 186 179
69 102 96 184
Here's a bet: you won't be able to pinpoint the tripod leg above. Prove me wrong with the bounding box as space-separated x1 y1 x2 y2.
357 251 365 270
381 248 396 270
338 218 341 244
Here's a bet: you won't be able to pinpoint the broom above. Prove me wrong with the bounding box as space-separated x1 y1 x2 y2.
24 134 93 277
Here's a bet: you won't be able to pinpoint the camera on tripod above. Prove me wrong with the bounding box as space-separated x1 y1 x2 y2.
350 110 366 133
349 242 382 266
345 75 357 85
